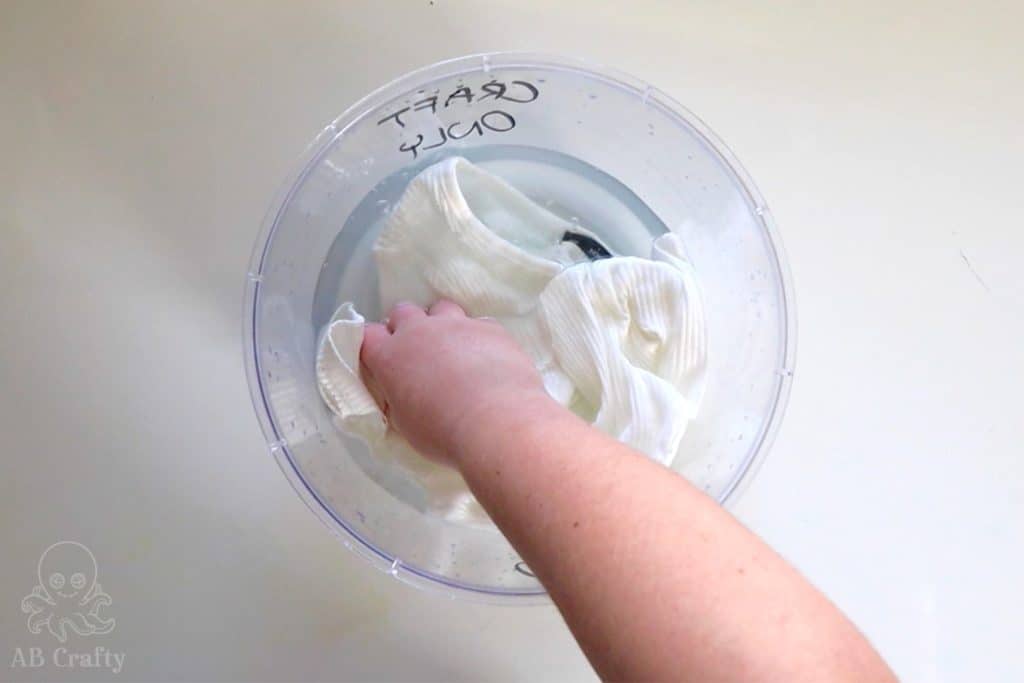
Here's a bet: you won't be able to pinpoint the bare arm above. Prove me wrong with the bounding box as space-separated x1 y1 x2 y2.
362 300 895 682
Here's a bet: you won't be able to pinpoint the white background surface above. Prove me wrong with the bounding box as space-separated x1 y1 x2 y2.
2 1 1022 681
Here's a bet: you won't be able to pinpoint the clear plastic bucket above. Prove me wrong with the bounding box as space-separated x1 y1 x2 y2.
243 53 796 601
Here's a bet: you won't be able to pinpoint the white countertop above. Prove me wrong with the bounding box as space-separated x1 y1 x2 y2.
2 2 1021 681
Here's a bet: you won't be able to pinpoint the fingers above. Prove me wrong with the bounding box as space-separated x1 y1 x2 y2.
360 322 390 370
428 299 466 318
360 356 389 417
360 322 390 415
386 302 425 332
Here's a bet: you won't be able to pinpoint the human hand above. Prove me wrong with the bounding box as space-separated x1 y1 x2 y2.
360 300 553 466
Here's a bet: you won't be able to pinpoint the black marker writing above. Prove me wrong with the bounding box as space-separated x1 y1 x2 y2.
478 79 539 104
514 561 536 578
480 109 515 132
396 111 517 159
444 86 474 107
413 95 438 114
378 79 537 158
447 120 483 140
377 107 410 128
422 127 448 151
399 134 424 159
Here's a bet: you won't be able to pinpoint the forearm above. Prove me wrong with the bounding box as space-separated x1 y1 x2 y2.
453 395 894 682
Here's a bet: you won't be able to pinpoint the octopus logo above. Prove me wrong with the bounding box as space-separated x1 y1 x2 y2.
20 541 115 643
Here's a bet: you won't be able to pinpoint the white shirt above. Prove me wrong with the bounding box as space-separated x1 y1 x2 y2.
317 157 707 525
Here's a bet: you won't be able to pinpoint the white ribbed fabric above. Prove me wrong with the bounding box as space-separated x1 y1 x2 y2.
316 157 706 525
315 303 485 522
